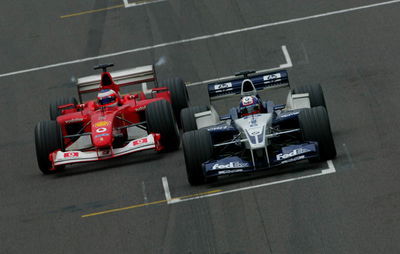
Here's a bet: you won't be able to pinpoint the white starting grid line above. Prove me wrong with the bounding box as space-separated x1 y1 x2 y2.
162 160 336 205
187 45 292 87
123 0 166 8
1 0 400 79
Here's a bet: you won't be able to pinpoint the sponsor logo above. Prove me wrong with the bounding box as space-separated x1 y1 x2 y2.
95 121 110 127
249 118 258 127
64 152 79 158
133 138 148 146
263 73 281 81
280 155 305 164
95 133 110 138
218 169 244 175
249 129 261 136
96 128 107 133
212 161 250 170
209 125 229 131
214 83 232 90
276 148 310 161
65 118 83 124
135 106 146 112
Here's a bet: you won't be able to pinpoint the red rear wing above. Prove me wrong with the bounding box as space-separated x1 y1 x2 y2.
76 65 157 102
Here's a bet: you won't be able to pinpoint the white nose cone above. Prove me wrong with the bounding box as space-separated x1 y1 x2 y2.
234 114 272 149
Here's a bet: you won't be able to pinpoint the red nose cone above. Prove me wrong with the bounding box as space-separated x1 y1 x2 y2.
91 120 113 147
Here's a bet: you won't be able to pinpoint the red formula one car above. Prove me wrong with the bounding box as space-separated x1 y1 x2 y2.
34 63 189 174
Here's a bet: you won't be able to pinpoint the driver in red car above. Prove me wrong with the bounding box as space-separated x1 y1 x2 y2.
97 71 122 107
97 89 120 107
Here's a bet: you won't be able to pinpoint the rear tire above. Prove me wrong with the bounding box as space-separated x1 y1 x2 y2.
293 84 326 109
299 106 336 161
35 120 65 174
182 129 213 185
146 100 180 151
50 97 77 120
180 105 209 133
159 78 189 123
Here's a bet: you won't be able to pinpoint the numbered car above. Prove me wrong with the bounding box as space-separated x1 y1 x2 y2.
180 69 336 185
34 63 188 174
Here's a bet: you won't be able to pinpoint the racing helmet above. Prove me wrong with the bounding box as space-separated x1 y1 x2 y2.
97 89 118 107
239 96 261 116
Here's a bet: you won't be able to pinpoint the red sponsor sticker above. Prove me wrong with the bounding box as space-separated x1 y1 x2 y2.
133 138 148 146
64 152 79 158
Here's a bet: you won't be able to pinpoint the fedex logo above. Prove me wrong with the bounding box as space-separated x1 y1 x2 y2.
64 152 79 158
276 148 310 161
212 161 249 170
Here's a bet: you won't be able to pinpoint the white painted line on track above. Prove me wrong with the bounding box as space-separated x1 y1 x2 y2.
280 45 293 69
168 160 336 204
123 0 166 8
2 0 400 79
186 45 293 87
162 176 172 203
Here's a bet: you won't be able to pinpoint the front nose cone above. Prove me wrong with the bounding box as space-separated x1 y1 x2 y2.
91 121 113 148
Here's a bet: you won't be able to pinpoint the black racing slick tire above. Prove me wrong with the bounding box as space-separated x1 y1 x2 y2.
159 78 189 122
182 129 213 185
299 106 336 161
49 97 77 120
180 105 209 133
146 100 180 151
293 84 326 109
35 120 65 174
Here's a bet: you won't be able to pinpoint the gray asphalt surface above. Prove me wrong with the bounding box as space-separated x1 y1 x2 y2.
1 0 400 253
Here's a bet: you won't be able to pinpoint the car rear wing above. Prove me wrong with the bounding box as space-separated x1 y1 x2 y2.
76 65 157 102
207 69 289 101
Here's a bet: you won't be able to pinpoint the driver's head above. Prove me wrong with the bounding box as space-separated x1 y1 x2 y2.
239 96 261 116
97 89 118 107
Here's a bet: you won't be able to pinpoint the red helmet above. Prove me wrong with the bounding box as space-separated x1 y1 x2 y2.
239 96 261 116
97 89 118 107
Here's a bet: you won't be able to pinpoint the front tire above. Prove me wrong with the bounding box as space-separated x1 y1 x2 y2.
49 97 77 120
159 78 189 123
146 100 180 151
182 129 213 185
299 106 336 161
293 84 326 109
180 105 209 133
35 120 65 174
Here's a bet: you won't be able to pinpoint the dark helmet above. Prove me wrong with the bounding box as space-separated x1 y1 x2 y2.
239 96 261 116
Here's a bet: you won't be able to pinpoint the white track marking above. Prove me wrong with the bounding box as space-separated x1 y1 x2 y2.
168 160 336 204
280 45 293 69
186 45 292 87
123 0 166 8
2 0 400 78
162 177 172 203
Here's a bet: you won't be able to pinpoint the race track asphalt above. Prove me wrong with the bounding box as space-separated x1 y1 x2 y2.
1 0 400 253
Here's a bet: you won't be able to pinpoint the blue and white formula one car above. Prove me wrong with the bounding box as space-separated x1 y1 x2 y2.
180 70 336 185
